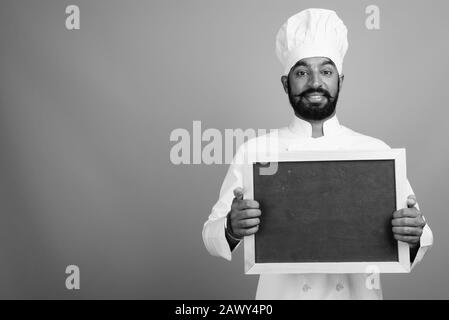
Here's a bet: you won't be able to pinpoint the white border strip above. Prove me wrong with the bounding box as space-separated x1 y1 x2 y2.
243 149 410 274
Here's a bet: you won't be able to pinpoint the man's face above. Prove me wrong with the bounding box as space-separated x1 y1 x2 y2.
282 57 342 121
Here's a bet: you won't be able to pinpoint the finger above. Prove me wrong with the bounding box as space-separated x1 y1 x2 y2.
236 199 260 210
238 208 262 219
417 215 426 226
393 234 420 244
233 187 244 200
236 218 260 229
239 225 259 236
391 217 425 227
407 195 417 208
392 226 423 236
392 208 419 219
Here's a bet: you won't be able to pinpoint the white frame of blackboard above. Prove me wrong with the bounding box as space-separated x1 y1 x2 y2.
242 149 410 274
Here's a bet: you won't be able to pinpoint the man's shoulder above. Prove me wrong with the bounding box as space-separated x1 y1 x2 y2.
235 124 392 153
232 129 281 160
239 129 281 148
339 125 391 149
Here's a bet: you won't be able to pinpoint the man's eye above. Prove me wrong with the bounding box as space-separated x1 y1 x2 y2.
296 71 308 77
322 70 333 76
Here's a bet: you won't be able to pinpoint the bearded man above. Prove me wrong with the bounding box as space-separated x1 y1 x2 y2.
202 8 433 300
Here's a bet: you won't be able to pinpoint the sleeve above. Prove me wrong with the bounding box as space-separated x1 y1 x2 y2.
201 145 246 261
405 179 434 270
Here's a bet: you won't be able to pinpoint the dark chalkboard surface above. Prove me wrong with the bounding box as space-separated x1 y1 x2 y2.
253 160 398 263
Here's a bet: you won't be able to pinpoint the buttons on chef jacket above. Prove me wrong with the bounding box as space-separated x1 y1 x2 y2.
336 282 344 291
302 284 312 292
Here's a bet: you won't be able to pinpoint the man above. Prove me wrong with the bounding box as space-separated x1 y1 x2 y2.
202 8 433 299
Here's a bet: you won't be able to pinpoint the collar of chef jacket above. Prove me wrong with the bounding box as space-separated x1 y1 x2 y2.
286 114 345 151
288 114 342 138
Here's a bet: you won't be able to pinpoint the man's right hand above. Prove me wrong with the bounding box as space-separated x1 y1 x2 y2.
226 187 261 240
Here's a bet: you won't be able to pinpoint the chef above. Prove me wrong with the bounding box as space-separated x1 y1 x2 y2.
202 8 433 299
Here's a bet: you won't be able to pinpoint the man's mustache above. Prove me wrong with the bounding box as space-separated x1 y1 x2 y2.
297 88 334 99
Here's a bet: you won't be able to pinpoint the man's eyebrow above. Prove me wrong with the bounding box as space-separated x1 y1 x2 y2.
291 59 336 71
291 61 309 70
320 60 336 67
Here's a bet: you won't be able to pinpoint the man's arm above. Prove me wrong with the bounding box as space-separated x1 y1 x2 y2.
202 145 246 261
224 228 241 252
391 180 434 269
224 187 261 250
409 243 419 262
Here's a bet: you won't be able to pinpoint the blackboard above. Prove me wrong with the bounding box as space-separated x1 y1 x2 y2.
242 149 409 274
253 160 397 263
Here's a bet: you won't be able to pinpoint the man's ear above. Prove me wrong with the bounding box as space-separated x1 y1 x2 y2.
281 75 289 94
339 74 344 91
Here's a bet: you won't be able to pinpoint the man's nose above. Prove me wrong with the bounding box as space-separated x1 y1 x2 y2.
309 72 323 89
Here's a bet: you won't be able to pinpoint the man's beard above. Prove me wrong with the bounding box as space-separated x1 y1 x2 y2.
287 81 340 121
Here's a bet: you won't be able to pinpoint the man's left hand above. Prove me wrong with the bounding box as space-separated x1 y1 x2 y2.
391 195 426 248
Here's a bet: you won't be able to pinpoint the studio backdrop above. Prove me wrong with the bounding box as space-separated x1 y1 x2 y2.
0 0 447 299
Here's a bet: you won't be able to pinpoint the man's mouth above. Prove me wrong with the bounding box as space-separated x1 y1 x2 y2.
305 94 326 103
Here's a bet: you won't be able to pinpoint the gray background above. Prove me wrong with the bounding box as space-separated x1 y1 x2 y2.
0 0 447 299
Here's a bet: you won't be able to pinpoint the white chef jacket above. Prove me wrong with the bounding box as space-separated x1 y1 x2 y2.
202 114 433 300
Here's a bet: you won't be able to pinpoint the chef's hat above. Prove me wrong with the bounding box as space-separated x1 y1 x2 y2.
275 8 348 75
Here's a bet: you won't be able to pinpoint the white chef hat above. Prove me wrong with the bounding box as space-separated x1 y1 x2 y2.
275 8 348 76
